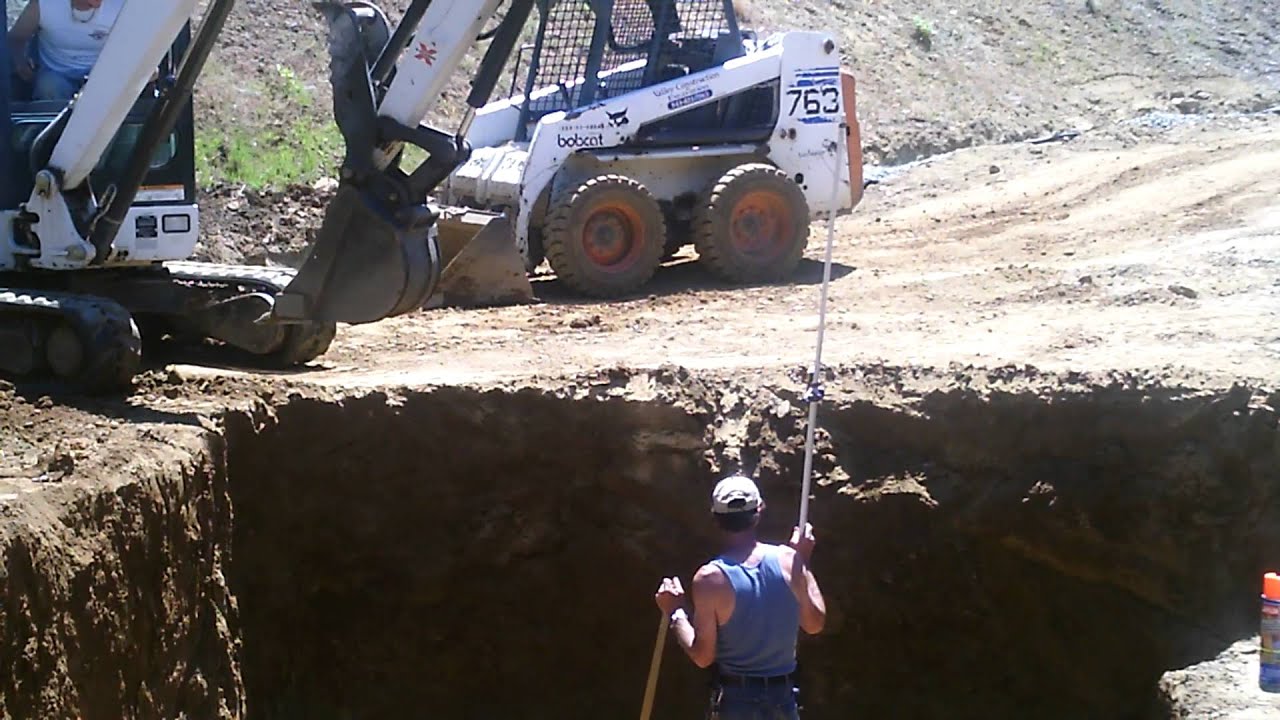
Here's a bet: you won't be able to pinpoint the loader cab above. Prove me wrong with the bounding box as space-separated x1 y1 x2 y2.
3 4 196 213
508 0 777 146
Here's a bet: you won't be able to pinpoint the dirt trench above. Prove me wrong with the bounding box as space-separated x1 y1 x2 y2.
1 368 1278 719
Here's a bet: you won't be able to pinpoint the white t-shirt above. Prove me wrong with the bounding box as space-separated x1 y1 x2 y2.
36 0 124 78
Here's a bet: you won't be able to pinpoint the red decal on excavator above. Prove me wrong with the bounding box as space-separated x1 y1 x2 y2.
415 41 438 66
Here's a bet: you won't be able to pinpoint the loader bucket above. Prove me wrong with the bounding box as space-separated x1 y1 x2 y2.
272 183 441 324
425 209 535 309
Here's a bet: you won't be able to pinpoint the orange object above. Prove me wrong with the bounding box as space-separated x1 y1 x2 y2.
1266 573 1280 601
839 68 864 209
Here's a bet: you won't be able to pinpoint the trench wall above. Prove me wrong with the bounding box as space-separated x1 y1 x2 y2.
0 373 1276 720
221 377 1280 719
0 434 242 719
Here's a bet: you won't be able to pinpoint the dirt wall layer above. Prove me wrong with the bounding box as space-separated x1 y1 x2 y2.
0 431 241 719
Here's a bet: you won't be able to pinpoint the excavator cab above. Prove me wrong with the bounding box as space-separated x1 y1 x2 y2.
0 0 544 392
3 19 199 266
6 0 528 330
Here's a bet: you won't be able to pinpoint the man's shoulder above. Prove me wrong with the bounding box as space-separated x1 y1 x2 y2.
764 542 797 559
766 543 798 573
692 561 728 587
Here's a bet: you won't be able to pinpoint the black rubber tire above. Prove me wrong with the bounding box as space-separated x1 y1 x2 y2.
543 175 667 298
693 163 810 283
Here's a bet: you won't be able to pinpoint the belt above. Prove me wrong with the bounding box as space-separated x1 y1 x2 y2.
716 671 794 689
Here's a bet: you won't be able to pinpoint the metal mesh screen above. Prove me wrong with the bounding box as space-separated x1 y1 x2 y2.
593 0 658 99
651 0 733 73
523 0 733 120
525 1 598 117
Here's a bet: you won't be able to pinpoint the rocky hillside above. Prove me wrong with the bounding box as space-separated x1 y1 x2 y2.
8 0 1278 185
191 0 1280 173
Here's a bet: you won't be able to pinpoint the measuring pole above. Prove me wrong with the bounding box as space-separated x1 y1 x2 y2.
798 122 848 530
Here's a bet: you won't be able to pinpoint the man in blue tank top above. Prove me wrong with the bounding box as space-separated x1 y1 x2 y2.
655 475 827 719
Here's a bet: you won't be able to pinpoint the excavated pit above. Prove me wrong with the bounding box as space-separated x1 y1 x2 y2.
1 368 1277 719
217 372 1280 719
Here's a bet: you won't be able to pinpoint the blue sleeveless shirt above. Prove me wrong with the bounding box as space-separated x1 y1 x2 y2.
710 543 799 676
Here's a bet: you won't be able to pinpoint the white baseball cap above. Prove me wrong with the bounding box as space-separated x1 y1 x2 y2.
711 475 762 514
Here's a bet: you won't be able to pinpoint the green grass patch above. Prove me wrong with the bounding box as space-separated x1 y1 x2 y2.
195 64 342 189
196 121 342 189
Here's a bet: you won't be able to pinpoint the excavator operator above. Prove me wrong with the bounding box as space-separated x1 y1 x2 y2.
8 0 124 101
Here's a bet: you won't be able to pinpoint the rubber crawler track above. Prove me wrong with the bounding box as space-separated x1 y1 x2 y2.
0 289 141 393
163 262 338 366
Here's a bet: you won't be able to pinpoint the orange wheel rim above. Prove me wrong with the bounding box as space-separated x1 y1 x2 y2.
581 199 646 273
729 190 793 260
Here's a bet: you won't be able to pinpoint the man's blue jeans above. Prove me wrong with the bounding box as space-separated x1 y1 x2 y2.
33 67 84 101
709 683 801 720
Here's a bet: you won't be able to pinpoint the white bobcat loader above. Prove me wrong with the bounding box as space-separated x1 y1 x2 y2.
433 0 864 300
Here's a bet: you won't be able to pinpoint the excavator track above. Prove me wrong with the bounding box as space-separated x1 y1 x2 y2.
0 261 338 394
159 261 339 366
0 288 142 393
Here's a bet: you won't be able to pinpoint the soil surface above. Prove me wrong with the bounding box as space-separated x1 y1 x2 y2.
181 113 1280 390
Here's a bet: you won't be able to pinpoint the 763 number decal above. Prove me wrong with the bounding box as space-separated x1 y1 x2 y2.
785 86 840 116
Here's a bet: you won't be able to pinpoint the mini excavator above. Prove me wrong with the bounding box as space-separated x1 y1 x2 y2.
1 0 539 392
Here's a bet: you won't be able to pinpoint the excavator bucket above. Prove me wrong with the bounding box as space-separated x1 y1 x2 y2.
425 208 535 309
272 183 441 324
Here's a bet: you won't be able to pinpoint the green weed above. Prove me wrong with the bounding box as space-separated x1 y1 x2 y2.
911 15 934 50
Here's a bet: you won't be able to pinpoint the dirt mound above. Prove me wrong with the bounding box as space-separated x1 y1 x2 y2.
745 0 1280 163
195 181 335 266
1156 637 1280 718
1 368 1276 718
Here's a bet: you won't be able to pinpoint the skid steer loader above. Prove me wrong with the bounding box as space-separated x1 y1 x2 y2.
432 0 864 300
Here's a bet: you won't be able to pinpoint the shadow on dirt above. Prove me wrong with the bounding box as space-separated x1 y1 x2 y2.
8 380 208 427
136 340 333 378
528 255 857 305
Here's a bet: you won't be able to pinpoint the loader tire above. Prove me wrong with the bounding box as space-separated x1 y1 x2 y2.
544 175 666 298
694 163 810 284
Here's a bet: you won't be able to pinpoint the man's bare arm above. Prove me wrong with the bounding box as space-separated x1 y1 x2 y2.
9 3 37 46
786 524 827 634
8 2 38 80
789 552 826 634
669 565 724 668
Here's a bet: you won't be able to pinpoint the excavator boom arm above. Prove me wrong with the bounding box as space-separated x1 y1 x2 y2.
24 0 534 324
273 0 538 323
